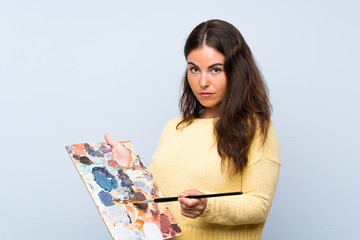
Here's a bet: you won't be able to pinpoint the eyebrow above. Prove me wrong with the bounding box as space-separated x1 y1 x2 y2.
187 62 224 69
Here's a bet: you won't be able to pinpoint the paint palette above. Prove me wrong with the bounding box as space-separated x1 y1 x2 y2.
65 142 183 240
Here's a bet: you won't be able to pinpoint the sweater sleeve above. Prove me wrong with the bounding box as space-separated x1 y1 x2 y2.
201 123 281 225
149 117 181 173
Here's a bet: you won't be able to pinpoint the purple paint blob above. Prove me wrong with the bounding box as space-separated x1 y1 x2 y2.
171 224 181 233
151 187 158 196
118 170 134 189
65 145 73 154
100 144 112 153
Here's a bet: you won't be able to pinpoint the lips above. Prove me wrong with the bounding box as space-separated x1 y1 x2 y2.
199 92 214 97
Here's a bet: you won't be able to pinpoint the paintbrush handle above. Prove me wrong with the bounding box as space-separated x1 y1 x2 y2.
186 191 243 199
154 191 243 203
153 197 179 203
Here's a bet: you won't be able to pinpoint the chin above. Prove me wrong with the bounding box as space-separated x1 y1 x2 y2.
200 102 218 109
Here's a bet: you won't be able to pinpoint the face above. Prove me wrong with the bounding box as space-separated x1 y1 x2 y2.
187 45 227 119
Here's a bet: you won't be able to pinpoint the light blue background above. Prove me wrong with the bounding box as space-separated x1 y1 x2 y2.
1 1 359 239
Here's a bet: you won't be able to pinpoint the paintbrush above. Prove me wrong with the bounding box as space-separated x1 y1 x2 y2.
132 191 243 204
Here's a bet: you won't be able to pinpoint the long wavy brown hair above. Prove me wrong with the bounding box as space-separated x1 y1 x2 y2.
177 19 272 173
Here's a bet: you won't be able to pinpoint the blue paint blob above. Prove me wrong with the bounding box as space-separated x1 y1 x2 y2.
98 190 114 206
92 167 117 191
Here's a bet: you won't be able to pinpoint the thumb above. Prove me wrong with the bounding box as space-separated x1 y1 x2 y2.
104 133 118 147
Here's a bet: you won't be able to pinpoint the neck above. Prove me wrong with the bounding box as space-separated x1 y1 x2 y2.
201 108 218 119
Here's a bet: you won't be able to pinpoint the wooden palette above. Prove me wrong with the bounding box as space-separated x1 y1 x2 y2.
65 141 182 240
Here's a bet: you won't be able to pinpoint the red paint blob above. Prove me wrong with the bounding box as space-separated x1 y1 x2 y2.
160 214 171 234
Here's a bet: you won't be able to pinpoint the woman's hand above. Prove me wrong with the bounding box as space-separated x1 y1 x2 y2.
104 133 133 168
178 189 207 219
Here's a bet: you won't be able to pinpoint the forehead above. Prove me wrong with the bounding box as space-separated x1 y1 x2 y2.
187 45 225 65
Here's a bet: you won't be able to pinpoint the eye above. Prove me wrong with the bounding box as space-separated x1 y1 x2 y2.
189 67 199 73
212 68 222 74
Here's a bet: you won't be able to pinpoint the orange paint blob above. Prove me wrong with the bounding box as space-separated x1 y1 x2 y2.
109 160 118 168
72 144 86 155
135 218 144 231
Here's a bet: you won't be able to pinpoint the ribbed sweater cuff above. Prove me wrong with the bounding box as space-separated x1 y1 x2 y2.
200 191 215 222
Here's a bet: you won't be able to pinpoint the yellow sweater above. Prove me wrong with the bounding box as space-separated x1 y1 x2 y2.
149 117 280 240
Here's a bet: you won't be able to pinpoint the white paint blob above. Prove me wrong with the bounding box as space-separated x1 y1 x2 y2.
112 224 136 240
125 169 143 179
134 178 151 194
143 222 163 240
126 169 152 194
88 155 103 165
106 205 130 226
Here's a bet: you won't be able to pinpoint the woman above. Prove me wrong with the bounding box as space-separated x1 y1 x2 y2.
106 19 280 240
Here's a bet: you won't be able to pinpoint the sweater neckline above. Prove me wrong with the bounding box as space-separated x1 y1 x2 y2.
192 117 219 124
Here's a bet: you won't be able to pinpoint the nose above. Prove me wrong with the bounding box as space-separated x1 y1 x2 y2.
199 73 210 89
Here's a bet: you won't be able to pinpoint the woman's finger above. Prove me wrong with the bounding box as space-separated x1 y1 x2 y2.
180 203 204 212
181 210 196 219
179 198 201 209
104 133 133 168
104 133 118 146
179 202 192 211
179 197 199 208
